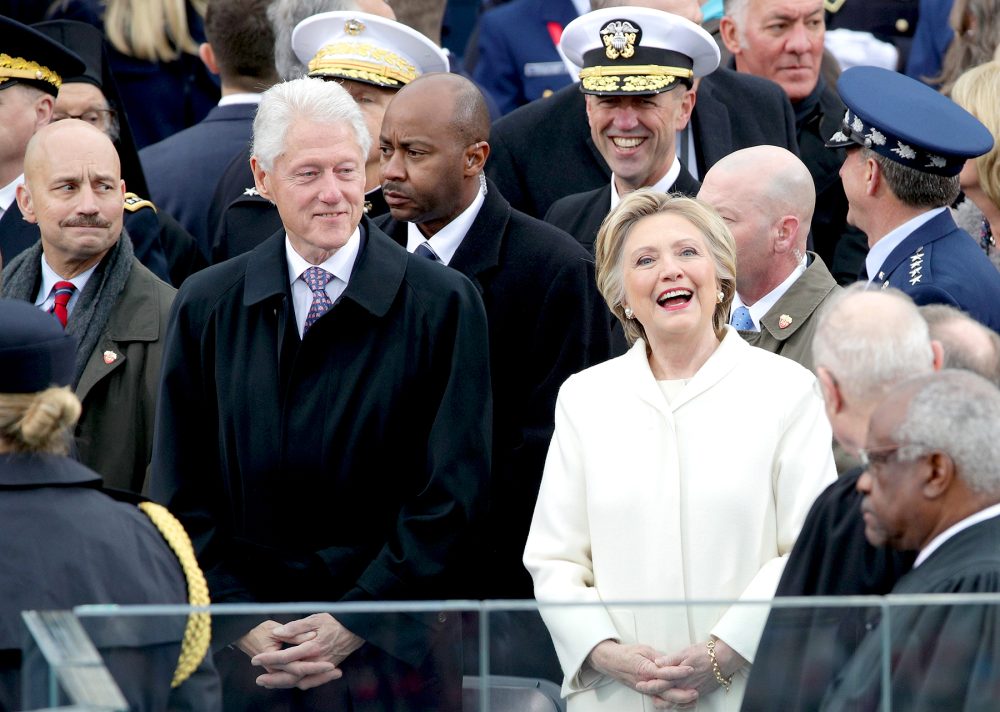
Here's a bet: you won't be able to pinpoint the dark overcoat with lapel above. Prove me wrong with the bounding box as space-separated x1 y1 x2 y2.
376 182 613 598
486 68 798 219
150 219 491 669
0 454 220 711
544 171 702 254
140 102 258 251
870 209 1000 333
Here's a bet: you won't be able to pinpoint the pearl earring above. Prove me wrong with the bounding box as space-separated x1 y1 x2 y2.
717 290 724 303
624 306 634 319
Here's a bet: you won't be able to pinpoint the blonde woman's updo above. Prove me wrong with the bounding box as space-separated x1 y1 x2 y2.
0 299 79 455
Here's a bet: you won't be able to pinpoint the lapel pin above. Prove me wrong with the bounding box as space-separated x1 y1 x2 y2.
103 350 118 364
778 314 793 329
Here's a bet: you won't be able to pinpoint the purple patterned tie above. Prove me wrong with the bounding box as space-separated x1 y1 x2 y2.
302 266 334 333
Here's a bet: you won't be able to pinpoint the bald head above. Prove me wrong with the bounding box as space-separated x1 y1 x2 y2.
590 0 703 24
17 120 125 278
813 288 934 405
379 73 490 236
698 146 815 302
920 305 1000 386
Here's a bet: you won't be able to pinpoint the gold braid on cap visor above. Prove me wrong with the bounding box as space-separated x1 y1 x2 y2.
308 42 418 86
0 53 62 89
579 64 693 93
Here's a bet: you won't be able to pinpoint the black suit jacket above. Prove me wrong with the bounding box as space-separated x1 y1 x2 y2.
376 182 613 597
486 69 798 219
543 170 702 254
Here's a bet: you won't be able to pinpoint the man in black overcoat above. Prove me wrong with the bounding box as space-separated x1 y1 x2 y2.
821 370 1000 710
150 77 491 711
541 6 720 252
485 0 799 222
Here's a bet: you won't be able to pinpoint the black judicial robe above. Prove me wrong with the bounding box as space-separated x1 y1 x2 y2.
741 468 915 712
820 512 1000 712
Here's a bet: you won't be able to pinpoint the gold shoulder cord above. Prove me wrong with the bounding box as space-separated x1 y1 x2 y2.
138 501 212 688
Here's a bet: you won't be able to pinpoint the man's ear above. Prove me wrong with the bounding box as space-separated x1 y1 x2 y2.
34 94 53 129
250 155 274 204
15 184 37 224
199 43 219 75
719 16 742 55
923 451 955 500
773 215 800 254
816 366 841 413
865 155 881 197
462 141 490 177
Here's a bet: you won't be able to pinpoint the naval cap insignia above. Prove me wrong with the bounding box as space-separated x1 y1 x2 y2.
600 19 641 60
103 350 118 364
345 18 365 35
778 314 793 329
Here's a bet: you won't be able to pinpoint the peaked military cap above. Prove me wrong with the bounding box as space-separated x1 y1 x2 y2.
560 6 719 96
0 299 77 393
0 16 85 96
292 11 449 89
826 65 994 177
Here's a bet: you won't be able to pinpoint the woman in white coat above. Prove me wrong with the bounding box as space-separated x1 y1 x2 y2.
523 193 836 711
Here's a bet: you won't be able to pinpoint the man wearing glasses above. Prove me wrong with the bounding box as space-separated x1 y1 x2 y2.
822 369 1000 710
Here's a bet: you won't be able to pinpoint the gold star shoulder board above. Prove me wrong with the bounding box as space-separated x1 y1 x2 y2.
137 501 211 688
124 192 157 213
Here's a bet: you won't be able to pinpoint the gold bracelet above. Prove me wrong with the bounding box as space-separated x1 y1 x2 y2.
706 638 733 693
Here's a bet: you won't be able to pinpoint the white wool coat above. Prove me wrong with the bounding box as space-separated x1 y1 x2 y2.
523 328 837 711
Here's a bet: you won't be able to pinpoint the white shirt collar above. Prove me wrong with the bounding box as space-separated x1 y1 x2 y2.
405 185 486 266
284 227 361 288
914 502 1000 568
34 253 99 314
0 174 23 214
731 255 808 330
609 157 681 213
865 207 946 282
217 93 262 107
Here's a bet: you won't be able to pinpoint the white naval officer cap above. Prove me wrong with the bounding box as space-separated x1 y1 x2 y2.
560 6 719 96
292 11 449 89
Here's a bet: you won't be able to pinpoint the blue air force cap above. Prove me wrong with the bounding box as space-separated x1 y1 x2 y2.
826 65 994 177
0 16 86 96
0 299 77 393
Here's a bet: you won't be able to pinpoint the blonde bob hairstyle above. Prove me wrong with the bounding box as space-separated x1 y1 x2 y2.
0 387 81 456
595 190 737 346
951 61 1000 211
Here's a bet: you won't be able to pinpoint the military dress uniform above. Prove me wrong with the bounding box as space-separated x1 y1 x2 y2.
824 0 919 69
827 66 1000 332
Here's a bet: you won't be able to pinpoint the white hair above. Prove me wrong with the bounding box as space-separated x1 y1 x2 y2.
812 285 935 404
723 0 750 26
268 0 359 81
252 77 371 171
895 370 1000 496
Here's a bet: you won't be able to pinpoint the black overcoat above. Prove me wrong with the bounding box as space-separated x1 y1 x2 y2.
376 182 613 598
486 68 798 219
150 219 491 669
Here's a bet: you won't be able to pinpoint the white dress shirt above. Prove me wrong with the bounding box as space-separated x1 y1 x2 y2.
864 207 946 282
0 174 22 220
730 256 808 331
34 254 98 316
285 229 361 338
217 93 262 107
609 156 682 213
914 502 1000 569
405 187 486 265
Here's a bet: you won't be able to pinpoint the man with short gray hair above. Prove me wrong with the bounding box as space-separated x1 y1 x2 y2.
151 77 490 711
821 370 1000 710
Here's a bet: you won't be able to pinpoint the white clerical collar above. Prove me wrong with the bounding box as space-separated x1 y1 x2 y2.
35 253 99 313
406 183 486 266
218 93 262 107
865 207 946 283
609 157 681 213
0 174 23 216
731 255 808 330
284 227 361 288
914 502 1000 568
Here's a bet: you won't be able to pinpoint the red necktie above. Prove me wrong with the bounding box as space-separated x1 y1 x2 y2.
49 281 76 328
